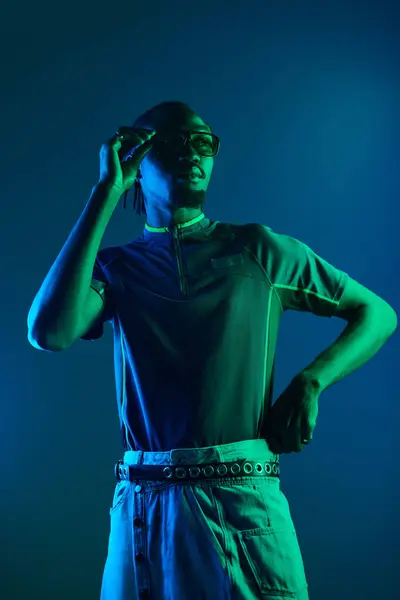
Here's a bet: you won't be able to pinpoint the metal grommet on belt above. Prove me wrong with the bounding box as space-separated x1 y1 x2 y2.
254 462 264 474
265 463 272 475
230 463 241 475
189 466 201 477
243 462 253 475
216 464 228 476
114 460 123 480
202 465 215 477
175 467 187 479
163 466 174 479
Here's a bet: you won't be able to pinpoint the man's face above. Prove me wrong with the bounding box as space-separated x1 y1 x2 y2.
136 107 216 211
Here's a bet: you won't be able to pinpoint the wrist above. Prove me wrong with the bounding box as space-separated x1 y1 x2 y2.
95 180 125 196
297 370 323 391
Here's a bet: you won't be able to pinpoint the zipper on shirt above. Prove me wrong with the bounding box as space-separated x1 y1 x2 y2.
170 226 188 297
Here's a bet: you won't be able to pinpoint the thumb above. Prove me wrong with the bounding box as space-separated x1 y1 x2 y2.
302 421 314 440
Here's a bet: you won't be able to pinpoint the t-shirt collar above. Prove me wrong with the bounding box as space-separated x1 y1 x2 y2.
143 212 210 239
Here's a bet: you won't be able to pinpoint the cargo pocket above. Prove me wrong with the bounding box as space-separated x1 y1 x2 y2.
109 480 131 515
238 525 308 598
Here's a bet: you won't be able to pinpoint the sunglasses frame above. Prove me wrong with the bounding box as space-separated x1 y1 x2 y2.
121 126 220 158
153 129 220 158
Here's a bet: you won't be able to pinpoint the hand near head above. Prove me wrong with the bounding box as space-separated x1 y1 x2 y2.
98 127 156 194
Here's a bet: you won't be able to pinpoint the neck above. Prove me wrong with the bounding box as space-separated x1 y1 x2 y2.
146 206 204 229
144 188 206 228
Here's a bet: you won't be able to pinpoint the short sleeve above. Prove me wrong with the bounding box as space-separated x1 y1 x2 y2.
80 255 114 341
259 226 349 317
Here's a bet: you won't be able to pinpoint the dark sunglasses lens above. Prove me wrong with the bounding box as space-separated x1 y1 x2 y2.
191 133 218 156
153 133 218 156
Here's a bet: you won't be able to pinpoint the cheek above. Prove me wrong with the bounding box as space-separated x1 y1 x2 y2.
141 155 162 179
141 158 172 189
204 167 213 183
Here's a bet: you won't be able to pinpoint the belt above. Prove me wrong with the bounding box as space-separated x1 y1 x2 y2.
114 457 280 482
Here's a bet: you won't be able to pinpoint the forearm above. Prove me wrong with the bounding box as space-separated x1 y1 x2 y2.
300 305 397 393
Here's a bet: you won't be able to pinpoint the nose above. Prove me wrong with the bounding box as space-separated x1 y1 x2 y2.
178 141 201 162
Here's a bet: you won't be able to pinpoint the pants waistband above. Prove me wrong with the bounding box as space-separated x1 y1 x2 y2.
115 438 280 483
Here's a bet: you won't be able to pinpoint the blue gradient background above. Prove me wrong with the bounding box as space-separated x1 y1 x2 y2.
1 1 398 598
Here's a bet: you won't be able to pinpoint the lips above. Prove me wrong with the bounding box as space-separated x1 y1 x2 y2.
177 165 203 178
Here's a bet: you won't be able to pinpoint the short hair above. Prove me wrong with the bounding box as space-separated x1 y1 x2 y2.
123 101 210 215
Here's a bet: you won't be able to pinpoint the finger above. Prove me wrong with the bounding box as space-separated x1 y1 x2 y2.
117 126 155 142
267 435 285 455
279 414 296 453
116 127 154 155
302 421 315 441
120 131 156 164
101 132 124 155
279 425 299 453
293 427 304 452
121 134 156 166
101 130 143 163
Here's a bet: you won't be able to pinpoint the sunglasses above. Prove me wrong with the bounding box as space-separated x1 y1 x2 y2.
154 129 220 158
123 127 220 158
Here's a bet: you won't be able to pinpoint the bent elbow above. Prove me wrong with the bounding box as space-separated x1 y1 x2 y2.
27 328 69 352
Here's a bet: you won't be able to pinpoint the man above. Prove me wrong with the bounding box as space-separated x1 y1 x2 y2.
27 101 397 600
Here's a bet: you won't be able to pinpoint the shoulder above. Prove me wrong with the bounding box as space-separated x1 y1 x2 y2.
217 220 274 241
221 221 290 253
